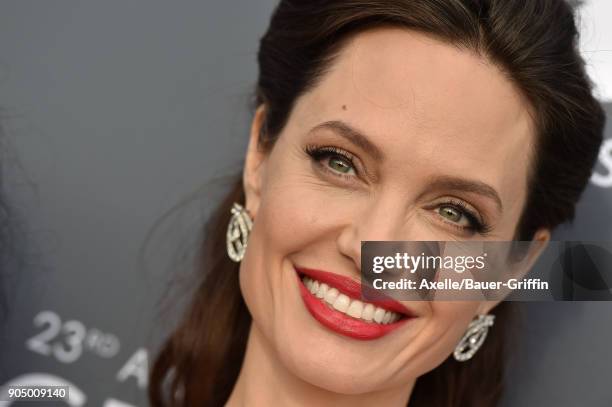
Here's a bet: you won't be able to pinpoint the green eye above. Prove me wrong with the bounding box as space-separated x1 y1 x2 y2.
439 206 464 223
434 200 490 235
327 156 354 174
304 145 358 178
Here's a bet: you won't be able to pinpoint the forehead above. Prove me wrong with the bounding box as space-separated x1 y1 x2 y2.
289 27 536 216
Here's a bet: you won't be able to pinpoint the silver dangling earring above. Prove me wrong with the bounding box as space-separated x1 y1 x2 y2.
453 314 495 362
226 202 253 262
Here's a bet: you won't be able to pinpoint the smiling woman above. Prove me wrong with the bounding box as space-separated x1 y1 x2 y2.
149 1 605 406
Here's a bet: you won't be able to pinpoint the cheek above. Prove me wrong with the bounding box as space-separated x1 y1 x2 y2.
255 156 351 254
238 165 335 330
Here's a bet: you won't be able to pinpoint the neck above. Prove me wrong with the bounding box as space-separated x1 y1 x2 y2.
226 324 415 407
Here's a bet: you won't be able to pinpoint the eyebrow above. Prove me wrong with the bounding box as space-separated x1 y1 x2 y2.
425 175 504 213
309 120 385 162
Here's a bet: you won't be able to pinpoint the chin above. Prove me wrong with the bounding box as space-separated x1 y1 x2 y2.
239 254 428 395
264 276 411 395
273 325 395 395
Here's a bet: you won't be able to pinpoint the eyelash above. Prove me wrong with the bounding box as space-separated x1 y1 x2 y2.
303 144 492 236
437 199 492 235
305 144 358 181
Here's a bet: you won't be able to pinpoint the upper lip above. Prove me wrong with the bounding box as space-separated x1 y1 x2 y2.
295 266 415 317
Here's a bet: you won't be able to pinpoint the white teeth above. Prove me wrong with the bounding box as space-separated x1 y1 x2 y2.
316 283 328 299
324 287 339 304
332 294 350 313
346 300 363 318
382 311 391 324
302 276 401 325
373 307 386 324
362 303 375 322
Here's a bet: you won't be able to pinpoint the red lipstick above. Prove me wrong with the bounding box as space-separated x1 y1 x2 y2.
295 266 414 340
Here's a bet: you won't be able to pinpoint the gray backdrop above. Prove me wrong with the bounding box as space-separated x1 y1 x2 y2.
0 1 610 406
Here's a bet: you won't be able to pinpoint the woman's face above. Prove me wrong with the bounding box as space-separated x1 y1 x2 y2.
240 28 546 394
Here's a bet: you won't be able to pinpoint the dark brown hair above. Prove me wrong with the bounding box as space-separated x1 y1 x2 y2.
149 1 605 406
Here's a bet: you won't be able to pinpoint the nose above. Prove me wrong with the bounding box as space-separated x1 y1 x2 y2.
336 194 410 272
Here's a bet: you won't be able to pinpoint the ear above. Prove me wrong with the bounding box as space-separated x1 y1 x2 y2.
477 227 551 315
518 227 551 278
243 104 269 219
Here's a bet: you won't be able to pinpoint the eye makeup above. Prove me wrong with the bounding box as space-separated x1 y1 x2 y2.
432 198 493 236
303 143 493 236
304 144 361 182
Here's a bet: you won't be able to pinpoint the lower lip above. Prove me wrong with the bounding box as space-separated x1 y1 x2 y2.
296 271 410 340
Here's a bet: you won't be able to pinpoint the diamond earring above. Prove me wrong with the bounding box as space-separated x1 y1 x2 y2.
226 202 253 262
453 314 495 362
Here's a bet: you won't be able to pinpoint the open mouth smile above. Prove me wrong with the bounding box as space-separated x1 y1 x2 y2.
295 266 415 340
